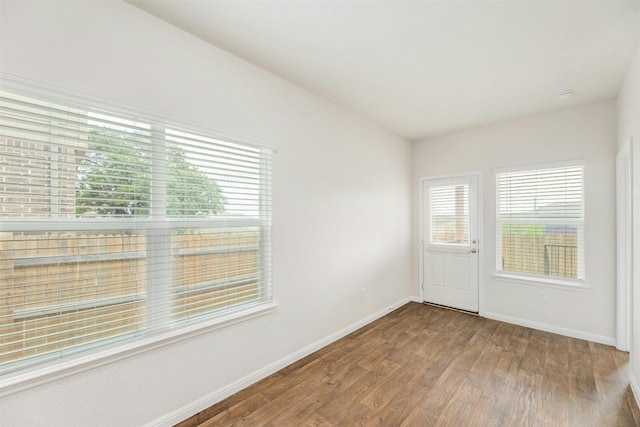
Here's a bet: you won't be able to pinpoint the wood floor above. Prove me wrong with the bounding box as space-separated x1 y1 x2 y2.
176 302 640 427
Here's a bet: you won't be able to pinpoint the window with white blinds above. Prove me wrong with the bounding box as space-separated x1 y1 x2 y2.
0 88 273 374
497 164 584 282
429 184 469 245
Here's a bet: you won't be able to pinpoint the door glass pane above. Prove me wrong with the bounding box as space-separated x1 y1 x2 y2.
430 184 469 245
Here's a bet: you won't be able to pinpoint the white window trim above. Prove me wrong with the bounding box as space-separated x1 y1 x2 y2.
0 301 277 397
0 74 277 395
495 160 586 287
493 272 587 290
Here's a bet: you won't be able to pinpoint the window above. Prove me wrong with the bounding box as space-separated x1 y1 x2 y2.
0 88 273 374
496 164 584 283
429 184 469 245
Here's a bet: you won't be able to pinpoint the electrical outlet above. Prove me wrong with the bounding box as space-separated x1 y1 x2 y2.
537 291 548 303
361 288 367 300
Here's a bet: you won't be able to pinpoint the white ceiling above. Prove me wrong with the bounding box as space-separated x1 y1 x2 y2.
128 0 640 141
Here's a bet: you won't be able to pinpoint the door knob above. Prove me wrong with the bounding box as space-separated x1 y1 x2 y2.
469 249 477 253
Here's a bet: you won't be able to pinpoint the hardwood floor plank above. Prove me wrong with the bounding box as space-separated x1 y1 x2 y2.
500 369 538 427
434 380 483 427
489 321 518 348
469 343 503 378
269 363 368 426
493 345 524 381
334 401 374 426
175 303 640 427
255 357 324 402
399 407 439 426
197 392 270 427
363 365 433 426
316 360 399 424
521 333 550 376
623 387 640 426
467 317 500 345
416 363 472 416
475 373 521 426
232 364 331 425
568 396 599 427
301 413 334 427
360 362 420 412
469 390 505 426
569 346 598 402
533 373 569 427
356 341 395 371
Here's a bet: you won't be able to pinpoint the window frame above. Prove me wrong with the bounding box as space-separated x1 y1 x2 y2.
494 161 586 289
0 76 277 396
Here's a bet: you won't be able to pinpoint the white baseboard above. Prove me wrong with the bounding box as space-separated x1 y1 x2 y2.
145 296 414 427
483 311 616 346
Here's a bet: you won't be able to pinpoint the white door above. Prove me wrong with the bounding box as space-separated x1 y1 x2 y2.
422 174 479 312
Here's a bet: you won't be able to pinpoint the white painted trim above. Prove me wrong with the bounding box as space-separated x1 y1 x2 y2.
483 311 616 346
0 302 278 397
492 273 587 290
144 297 414 427
418 179 425 302
477 172 485 316
631 372 640 412
616 139 633 351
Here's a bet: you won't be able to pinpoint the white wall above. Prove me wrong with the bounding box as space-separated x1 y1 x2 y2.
414 101 618 342
617 42 640 400
0 2 413 425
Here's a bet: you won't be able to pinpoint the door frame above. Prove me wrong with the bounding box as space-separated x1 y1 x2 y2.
419 171 484 314
617 139 633 351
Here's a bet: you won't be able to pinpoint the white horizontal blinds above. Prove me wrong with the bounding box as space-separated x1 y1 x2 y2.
163 128 272 321
498 167 583 221
78 112 152 218
0 92 148 371
171 226 264 320
165 128 267 217
497 165 584 280
0 89 272 373
0 92 152 219
0 230 148 368
430 184 469 245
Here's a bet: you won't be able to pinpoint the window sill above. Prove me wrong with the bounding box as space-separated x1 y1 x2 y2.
493 273 587 291
0 301 278 397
